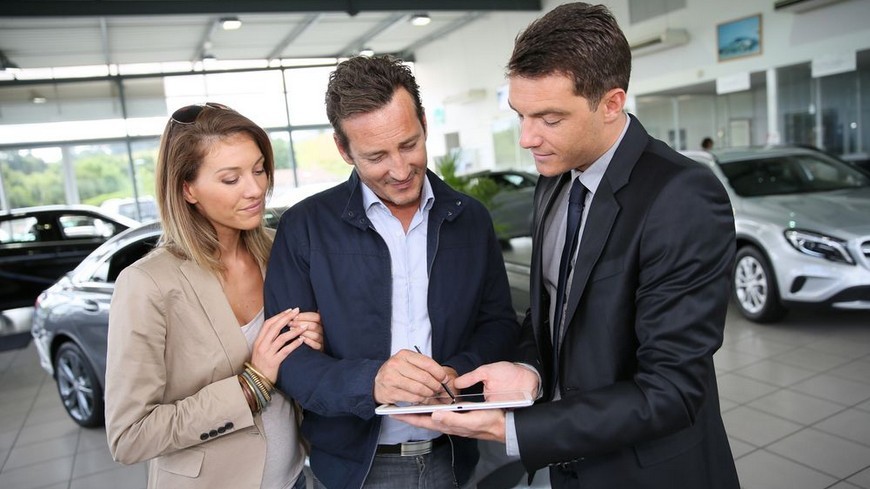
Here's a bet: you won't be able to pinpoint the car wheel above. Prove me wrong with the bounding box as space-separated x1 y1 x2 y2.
732 246 787 323
54 342 104 427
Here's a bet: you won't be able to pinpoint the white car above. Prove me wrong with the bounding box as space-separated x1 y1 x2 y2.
683 147 870 322
99 196 158 222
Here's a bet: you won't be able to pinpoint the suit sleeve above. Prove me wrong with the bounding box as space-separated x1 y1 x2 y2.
514 166 735 470
105 266 255 465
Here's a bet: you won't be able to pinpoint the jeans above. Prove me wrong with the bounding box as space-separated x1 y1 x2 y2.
362 443 459 489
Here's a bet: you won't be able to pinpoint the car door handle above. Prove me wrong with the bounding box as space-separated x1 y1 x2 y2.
82 300 100 313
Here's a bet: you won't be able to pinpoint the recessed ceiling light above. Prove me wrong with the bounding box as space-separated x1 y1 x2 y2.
220 17 242 30
410 13 431 27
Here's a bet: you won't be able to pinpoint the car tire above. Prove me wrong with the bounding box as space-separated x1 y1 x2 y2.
732 246 787 323
54 342 104 427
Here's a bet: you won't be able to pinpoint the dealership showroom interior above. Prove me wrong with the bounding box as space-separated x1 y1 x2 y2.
2 0 870 488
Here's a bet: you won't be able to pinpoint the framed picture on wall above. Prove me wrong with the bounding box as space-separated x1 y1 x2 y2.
717 14 762 62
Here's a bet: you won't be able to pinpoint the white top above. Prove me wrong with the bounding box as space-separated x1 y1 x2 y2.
361 176 441 445
241 309 305 489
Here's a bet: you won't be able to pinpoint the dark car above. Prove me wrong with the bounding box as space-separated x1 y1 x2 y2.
460 170 538 241
0 205 138 312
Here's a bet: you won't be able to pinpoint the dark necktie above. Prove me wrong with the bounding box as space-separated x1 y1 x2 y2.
552 177 587 370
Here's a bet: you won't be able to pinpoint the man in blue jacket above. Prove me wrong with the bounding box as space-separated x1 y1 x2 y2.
265 55 519 489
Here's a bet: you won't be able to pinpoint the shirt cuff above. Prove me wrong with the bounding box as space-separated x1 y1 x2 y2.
514 362 543 400
505 410 521 457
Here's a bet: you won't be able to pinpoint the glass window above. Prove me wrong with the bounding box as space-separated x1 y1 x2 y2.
70 143 134 207
268 128 347 207
285 66 333 126
164 71 287 128
290 128 349 185
0 148 66 208
58 214 117 239
818 71 859 155
778 63 816 147
0 216 38 243
491 117 533 170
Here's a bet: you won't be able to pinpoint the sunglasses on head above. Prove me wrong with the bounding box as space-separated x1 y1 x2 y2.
169 102 232 125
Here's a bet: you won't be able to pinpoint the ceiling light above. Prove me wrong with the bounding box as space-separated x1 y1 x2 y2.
359 48 374 57
220 17 242 30
410 13 431 27
30 90 47 104
0 50 21 72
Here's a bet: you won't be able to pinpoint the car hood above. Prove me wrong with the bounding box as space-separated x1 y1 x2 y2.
737 186 870 237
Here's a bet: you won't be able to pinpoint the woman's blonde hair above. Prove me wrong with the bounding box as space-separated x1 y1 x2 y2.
155 104 274 273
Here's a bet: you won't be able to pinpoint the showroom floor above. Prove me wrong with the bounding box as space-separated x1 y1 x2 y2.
0 303 869 489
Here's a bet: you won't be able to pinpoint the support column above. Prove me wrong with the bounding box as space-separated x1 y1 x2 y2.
766 68 781 145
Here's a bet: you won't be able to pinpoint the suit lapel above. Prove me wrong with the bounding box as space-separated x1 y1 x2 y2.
558 114 649 346
560 178 619 342
178 261 250 372
531 174 571 351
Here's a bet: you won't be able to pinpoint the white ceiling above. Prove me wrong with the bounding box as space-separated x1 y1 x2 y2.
0 2 542 73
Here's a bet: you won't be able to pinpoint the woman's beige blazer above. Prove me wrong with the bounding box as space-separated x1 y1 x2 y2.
105 247 268 489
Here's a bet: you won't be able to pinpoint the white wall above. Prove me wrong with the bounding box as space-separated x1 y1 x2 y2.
414 0 870 170
414 12 538 171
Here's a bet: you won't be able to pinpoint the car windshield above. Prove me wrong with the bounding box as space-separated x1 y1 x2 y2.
719 153 870 197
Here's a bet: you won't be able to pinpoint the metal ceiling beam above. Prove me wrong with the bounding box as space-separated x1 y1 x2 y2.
193 17 220 62
0 1 541 16
399 12 486 60
99 17 112 66
267 13 323 61
335 12 406 58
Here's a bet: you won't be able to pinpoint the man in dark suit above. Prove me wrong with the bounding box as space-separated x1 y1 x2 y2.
395 3 741 487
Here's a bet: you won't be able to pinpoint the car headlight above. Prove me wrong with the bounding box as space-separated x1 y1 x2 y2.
784 229 855 265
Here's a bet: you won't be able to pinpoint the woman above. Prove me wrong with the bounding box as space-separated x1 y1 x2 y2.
105 103 321 489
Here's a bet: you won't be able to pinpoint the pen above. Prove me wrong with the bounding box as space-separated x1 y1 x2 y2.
414 345 457 401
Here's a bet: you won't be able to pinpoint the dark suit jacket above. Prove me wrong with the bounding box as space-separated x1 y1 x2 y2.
514 115 740 488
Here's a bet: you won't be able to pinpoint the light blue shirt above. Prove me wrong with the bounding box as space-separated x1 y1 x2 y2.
361 175 442 445
505 115 631 457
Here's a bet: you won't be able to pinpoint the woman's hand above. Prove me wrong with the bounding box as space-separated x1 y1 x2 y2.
290 311 324 352
250 308 310 383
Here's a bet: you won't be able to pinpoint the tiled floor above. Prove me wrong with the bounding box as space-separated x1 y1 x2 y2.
1 303 869 489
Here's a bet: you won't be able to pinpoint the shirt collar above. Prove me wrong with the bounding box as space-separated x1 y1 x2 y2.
360 172 435 214
572 114 631 193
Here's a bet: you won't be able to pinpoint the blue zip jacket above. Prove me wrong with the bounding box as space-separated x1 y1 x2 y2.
265 169 519 489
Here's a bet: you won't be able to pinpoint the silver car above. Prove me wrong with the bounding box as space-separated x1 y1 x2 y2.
683 147 870 323
30 222 161 426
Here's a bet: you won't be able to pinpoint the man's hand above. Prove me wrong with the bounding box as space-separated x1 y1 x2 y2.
455 361 539 397
373 349 451 405
394 408 507 443
392 361 539 443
